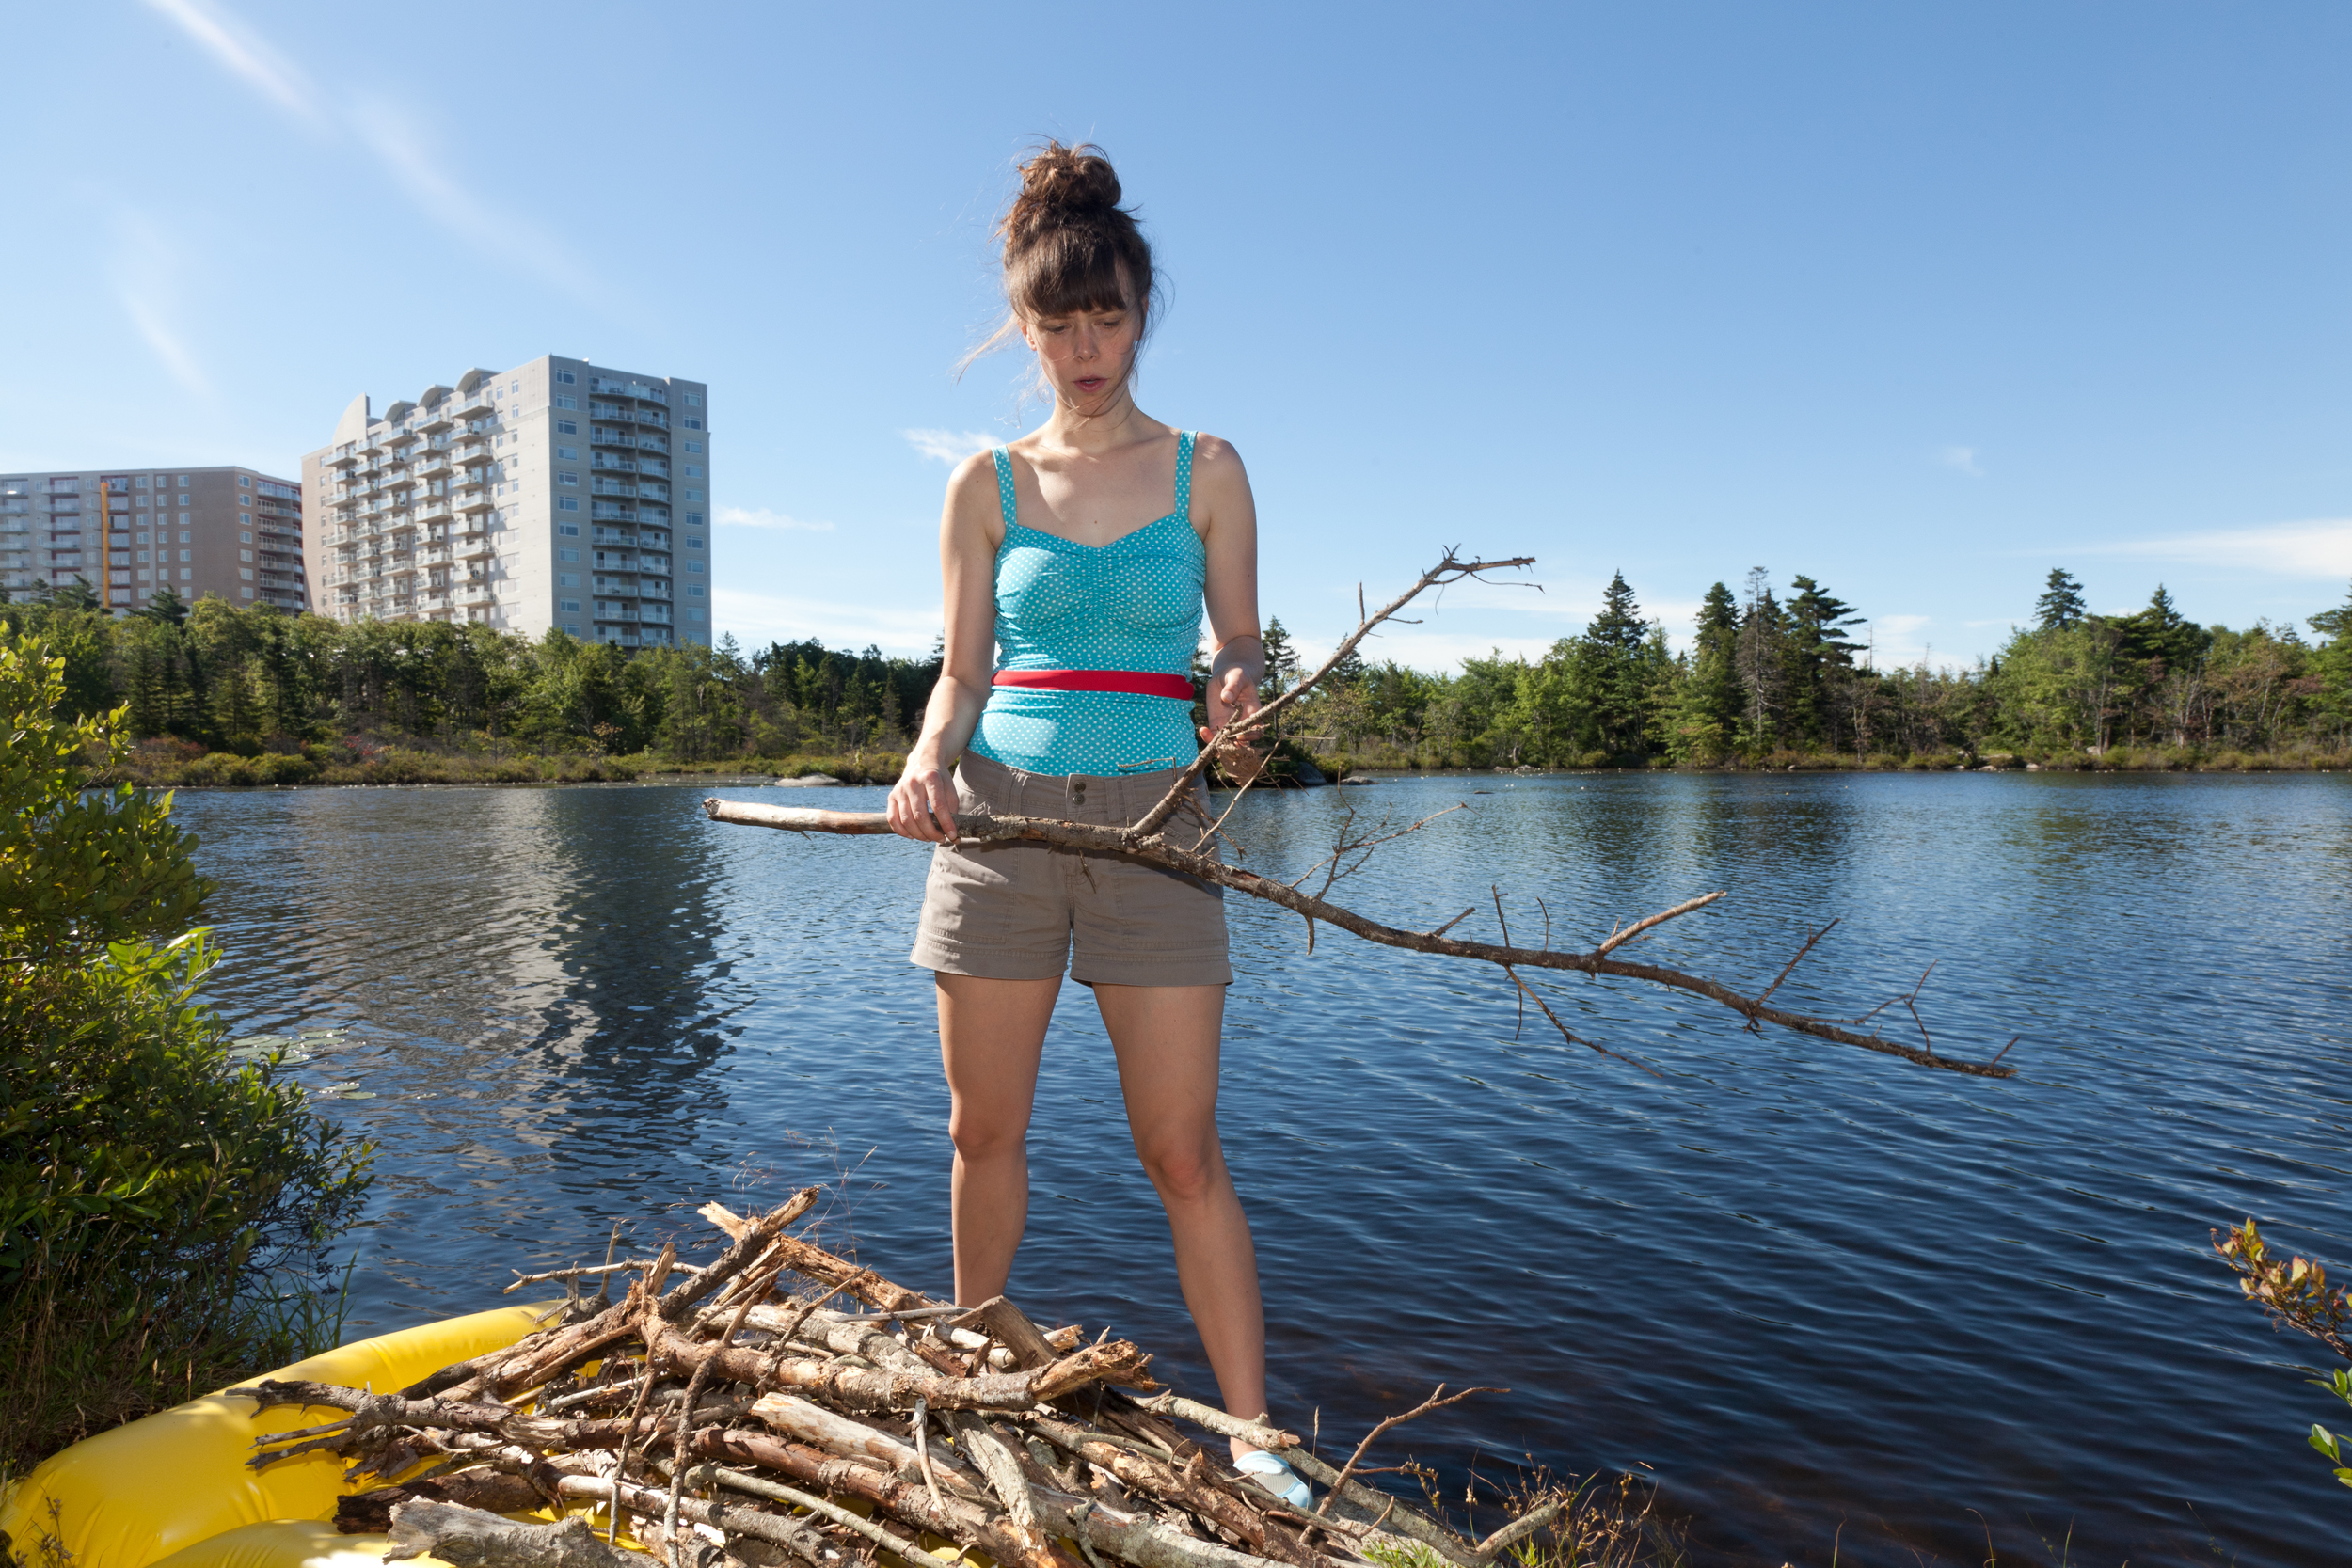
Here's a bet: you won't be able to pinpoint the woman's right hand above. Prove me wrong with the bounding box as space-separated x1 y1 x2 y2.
888 756 961 843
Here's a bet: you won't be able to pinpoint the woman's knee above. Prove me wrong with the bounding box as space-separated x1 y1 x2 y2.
1136 1135 1227 1205
948 1104 1029 1165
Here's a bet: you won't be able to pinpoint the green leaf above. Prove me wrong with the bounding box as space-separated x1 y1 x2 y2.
2311 1423 2341 1461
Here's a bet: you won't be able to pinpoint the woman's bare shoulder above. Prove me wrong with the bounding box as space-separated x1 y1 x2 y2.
940 449 1006 544
1188 431 1246 471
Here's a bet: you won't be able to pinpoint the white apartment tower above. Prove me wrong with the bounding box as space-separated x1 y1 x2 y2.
301 356 711 646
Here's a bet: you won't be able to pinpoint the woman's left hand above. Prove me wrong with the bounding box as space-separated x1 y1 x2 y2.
1200 667 1266 783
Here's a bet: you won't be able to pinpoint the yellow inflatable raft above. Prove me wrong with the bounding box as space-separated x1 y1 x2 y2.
0 1301 564 1568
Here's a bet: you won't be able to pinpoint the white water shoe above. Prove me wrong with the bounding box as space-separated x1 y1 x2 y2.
1233 1449 1312 1510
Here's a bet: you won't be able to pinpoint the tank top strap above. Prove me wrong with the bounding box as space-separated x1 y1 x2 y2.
990 447 1020 533
1172 431 1196 523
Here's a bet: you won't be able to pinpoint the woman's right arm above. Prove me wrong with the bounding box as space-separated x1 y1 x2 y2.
886 453 1002 842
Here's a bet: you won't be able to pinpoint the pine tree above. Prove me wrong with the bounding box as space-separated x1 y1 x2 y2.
2035 569 2086 632
1786 575 1867 749
1669 581 1744 763
1571 572 1653 757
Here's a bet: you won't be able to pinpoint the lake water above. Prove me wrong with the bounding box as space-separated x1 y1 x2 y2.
175 772 2352 1567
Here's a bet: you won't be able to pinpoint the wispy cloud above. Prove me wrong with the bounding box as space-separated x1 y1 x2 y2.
1862 613 1935 668
345 96 601 303
719 505 834 532
106 209 207 394
2067 520 2352 579
902 429 999 466
140 0 325 127
1939 445 1983 478
140 0 604 304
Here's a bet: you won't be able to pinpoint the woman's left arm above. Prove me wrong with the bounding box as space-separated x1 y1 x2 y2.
1192 435 1266 766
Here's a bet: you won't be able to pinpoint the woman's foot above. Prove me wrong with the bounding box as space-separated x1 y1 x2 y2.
1231 1448 1311 1510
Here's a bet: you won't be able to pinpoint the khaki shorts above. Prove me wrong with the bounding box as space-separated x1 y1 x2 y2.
910 751 1232 988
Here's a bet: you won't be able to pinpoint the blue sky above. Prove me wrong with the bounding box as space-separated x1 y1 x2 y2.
5 2 2347 670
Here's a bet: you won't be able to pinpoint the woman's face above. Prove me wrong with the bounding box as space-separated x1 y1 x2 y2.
1023 297 1139 413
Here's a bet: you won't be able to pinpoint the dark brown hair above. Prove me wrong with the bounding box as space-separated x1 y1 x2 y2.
969 143 1159 382
1001 141 1155 326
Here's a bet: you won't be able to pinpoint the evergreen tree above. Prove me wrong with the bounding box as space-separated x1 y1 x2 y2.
1569 572 1654 757
1669 581 1744 763
2035 569 2086 632
1735 567 1789 752
1786 576 1867 749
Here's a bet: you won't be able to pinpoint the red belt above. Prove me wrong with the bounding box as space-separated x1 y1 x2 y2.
993 669 1194 701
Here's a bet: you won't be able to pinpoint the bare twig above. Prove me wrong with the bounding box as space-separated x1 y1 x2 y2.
1593 893 1726 958
1313 1386 1501 1519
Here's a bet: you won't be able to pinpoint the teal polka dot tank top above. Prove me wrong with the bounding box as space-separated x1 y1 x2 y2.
966 432 1204 778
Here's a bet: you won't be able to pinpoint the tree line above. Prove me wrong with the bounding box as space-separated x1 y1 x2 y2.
1299 567 2352 767
7 567 2349 769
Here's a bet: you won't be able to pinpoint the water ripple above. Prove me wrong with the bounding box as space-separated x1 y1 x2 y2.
175 773 2352 1567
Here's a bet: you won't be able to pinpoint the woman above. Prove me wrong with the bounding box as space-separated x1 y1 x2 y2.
885 142 1306 1503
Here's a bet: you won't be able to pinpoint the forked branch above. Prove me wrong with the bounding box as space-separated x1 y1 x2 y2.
700 550 2020 1080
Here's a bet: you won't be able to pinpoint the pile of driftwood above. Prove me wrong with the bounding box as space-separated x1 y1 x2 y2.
250 1190 1557 1568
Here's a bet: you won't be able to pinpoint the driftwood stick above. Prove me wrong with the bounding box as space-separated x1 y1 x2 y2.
1471 1497 1565 1562
703 799 2014 1077
505 1260 666 1293
385 1498 638 1568
644 1312 1157 1411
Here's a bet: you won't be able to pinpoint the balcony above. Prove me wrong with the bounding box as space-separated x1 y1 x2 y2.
418 405 455 435
455 492 493 515
638 483 669 502
638 458 670 478
591 453 637 472
416 499 452 522
591 479 636 499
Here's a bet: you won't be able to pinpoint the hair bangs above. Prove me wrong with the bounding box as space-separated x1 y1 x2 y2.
1010 231 1136 323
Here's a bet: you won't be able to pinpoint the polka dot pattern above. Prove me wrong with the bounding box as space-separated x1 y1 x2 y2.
969 434 1204 777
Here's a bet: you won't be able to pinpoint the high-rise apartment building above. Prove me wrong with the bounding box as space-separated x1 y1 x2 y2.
0 466 308 613
300 355 711 647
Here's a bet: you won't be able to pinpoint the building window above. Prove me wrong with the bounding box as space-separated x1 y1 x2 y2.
560 599 580 613
240 548 252 560
240 475 251 488
683 418 703 430
556 446 577 460
558 522 580 536
557 498 578 512
180 568 191 580
239 568 253 580
180 550 191 562
558 472 578 485
686 535 704 549
555 370 576 384
560 547 580 562
684 489 704 501
510 380 519 393
686 583 705 597
684 393 702 406
554 395 578 410
241 514 251 525
684 467 704 479
556 420 578 436
177 475 189 487
686 513 704 527
559 574 578 587
241 587 253 598
178 515 189 527
687 609 706 622
684 441 704 453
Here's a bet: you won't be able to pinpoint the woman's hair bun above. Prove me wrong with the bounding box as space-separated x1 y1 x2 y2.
1007 142 1123 240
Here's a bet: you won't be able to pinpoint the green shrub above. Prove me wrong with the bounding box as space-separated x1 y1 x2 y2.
0 632 373 1478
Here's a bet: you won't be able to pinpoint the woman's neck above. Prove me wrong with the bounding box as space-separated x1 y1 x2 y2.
1037 387 1158 457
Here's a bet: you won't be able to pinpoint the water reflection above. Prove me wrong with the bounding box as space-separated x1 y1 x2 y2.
177 773 2352 1568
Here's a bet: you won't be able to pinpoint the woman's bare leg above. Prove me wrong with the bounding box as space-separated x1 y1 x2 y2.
937 973 1061 1304
1094 982 1269 1456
